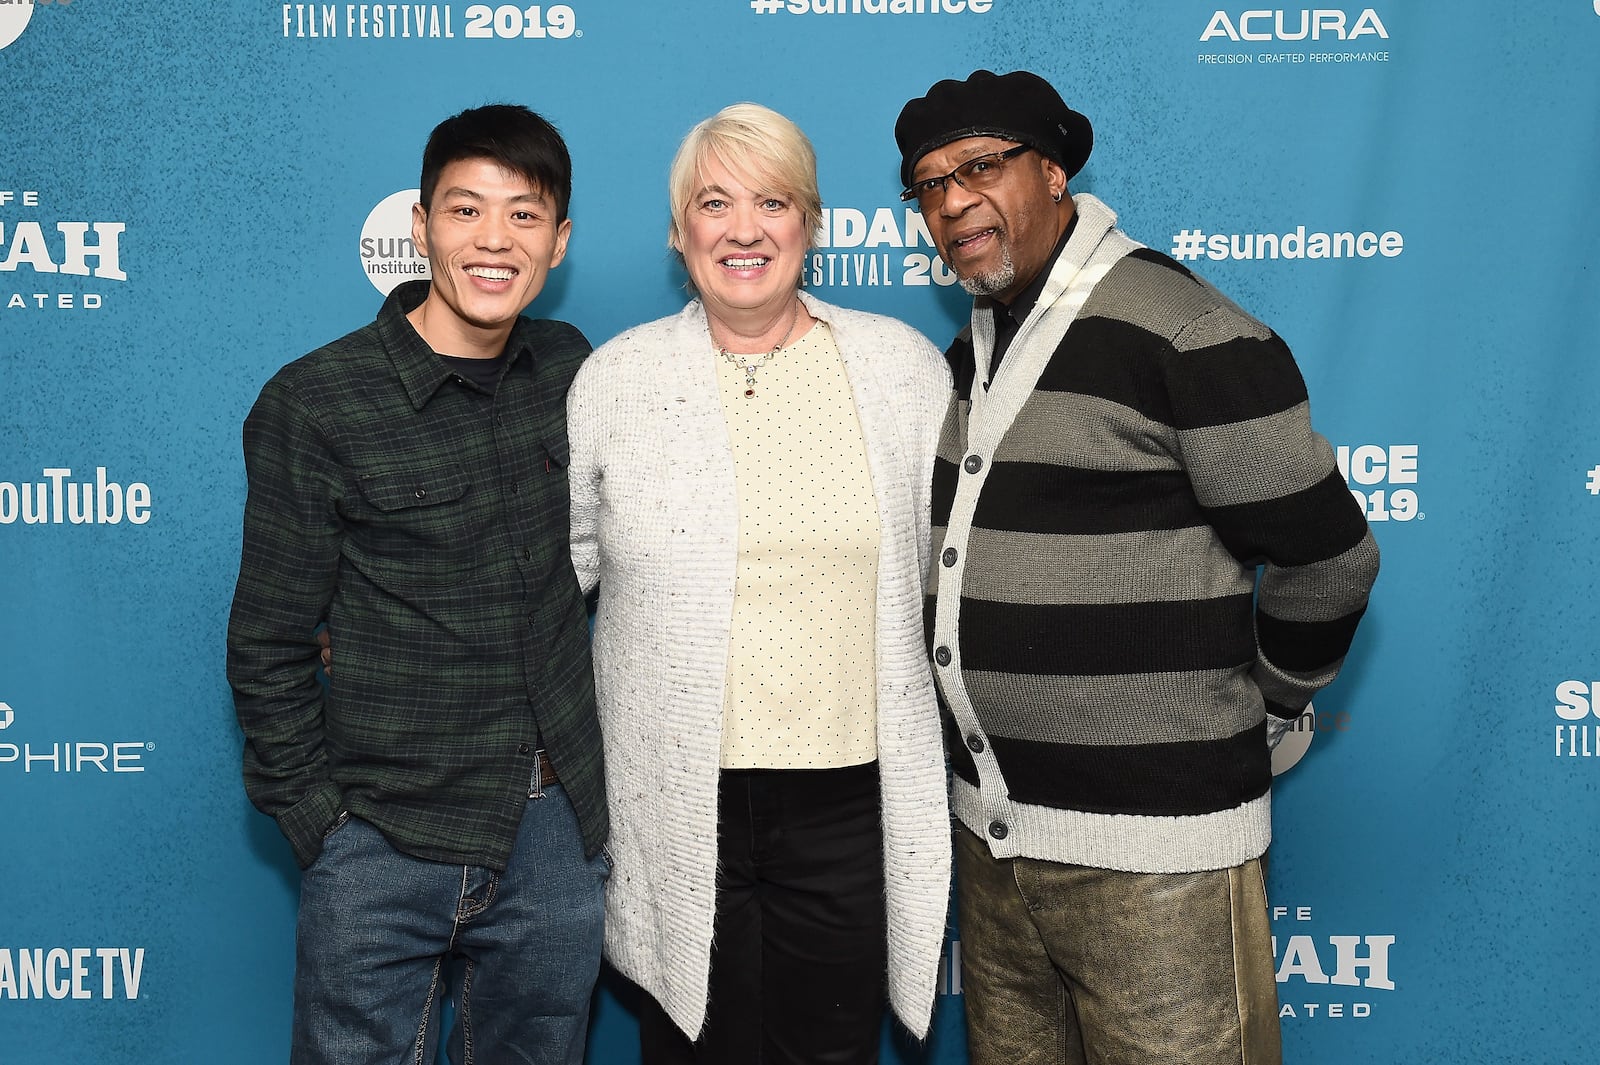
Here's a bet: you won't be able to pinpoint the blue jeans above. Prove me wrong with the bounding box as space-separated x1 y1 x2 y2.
291 786 608 1065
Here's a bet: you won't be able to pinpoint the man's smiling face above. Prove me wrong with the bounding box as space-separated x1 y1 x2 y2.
409 156 571 355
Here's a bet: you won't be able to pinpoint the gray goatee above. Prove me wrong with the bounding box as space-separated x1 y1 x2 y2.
957 247 1016 297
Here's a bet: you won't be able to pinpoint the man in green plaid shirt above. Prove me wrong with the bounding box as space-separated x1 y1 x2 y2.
226 104 608 1065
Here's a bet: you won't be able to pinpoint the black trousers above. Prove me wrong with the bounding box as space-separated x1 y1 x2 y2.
640 761 888 1065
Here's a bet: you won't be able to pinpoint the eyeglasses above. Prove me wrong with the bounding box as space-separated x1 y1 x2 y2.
900 145 1034 208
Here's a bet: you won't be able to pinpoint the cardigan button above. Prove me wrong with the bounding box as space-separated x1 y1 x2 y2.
941 547 958 567
963 454 983 474
966 734 984 754
934 646 951 667
988 820 1008 841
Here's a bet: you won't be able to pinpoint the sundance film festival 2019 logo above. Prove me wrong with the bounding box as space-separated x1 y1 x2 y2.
360 189 428 295
1553 681 1600 758
804 205 955 291
1 189 126 312
1196 7 1391 66
1337 444 1421 524
281 4 582 40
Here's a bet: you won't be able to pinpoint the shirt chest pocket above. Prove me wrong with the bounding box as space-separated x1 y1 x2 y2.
542 430 569 471
350 461 477 577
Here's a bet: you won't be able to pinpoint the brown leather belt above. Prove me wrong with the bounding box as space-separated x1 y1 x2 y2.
534 749 559 787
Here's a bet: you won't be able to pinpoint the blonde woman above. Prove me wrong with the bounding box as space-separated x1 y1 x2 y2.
568 104 952 1065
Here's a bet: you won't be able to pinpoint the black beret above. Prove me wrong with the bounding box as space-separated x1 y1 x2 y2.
895 69 1093 189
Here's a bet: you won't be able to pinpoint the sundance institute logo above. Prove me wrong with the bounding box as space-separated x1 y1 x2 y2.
359 189 429 295
0 0 76 52
1272 703 1354 776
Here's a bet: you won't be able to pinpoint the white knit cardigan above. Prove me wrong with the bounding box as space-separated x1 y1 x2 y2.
568 292 954 1040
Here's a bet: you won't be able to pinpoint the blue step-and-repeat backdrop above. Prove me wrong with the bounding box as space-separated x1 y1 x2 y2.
4 2 1599 1062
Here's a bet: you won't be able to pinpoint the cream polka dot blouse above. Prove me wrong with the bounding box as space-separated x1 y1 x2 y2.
714 320 880 769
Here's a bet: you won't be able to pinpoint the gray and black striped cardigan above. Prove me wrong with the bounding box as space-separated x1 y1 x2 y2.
928 194 1379 874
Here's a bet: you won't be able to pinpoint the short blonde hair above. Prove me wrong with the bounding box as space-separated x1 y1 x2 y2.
667 103 823 255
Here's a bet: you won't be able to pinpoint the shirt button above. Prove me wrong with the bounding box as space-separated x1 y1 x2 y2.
414 487 427 500
934 646 951 666
963 454 984 474
511 481 521 494
942 547 958 567
966 734 984 754
521 547 533 562
989 821 1008 840
518 743 531 754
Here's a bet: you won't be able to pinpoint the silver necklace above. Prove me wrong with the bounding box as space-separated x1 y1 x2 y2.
717 301 802 397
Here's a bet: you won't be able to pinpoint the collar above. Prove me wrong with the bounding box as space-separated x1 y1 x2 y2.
967 193 1135 395
377 280 532 411
993 212 1079 328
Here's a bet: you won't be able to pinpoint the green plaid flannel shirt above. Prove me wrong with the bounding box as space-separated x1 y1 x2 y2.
227 281 607 870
